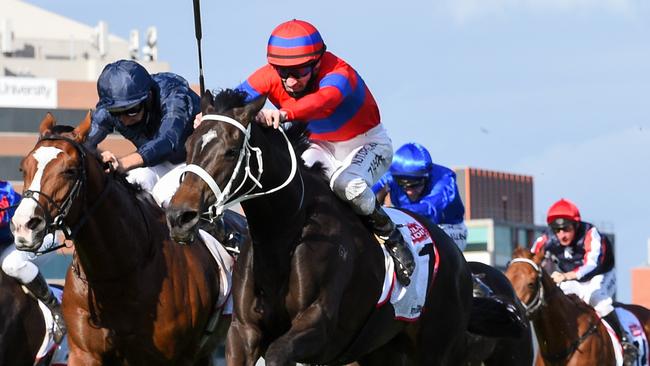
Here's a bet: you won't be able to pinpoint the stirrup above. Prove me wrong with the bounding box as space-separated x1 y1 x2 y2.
51 314 66 344
621 340 639 365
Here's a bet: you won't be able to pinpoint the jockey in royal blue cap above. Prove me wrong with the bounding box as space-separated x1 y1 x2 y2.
85 59 199 206
373 142 467 251
0 180 67 343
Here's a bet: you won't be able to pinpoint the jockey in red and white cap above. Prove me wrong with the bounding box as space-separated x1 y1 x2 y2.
236 19 415 286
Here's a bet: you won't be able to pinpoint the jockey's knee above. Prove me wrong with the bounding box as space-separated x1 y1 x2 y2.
1 253 38 283
331 174 375 215
127 167 158 191
591 296 614 317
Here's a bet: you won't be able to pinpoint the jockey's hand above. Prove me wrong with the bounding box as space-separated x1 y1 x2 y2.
193 112 203 129
101 151 119 173
255 109 287 129
551 271 576 283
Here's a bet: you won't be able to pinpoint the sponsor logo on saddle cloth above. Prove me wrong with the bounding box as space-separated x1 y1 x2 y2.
198 230 234 315
602 306 649 366
376 209 439 322
33 286 68 365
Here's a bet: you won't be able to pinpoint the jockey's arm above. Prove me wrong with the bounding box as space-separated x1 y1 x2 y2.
101 150 143 173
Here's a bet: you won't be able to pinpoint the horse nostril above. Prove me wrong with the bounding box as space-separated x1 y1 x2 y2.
26 217 45 231
179 211 199 227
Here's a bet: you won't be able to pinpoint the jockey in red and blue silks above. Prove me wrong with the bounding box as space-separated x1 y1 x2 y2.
373 143 467 251
85 60 200 207
531 198 637 362
0 180 67 343
234 19 415 286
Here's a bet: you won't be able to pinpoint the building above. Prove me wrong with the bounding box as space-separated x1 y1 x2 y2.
631 239 650 308
1 0 171 283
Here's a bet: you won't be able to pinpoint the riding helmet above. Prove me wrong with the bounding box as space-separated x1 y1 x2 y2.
390 143 433 178
546 198 581 226
97 60 154 112
267 19 326 67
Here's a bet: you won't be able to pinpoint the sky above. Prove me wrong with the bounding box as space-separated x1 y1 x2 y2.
25 0 650 301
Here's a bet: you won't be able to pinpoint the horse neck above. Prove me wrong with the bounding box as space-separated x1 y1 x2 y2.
70 162 155 282
533 270 585 354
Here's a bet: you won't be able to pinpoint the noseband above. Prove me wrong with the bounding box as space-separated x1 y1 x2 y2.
508 258 545 317
21 136 111 253
181 114 300 222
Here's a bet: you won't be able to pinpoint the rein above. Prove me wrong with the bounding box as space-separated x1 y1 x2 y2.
509 257 600 364
21 136 112 254
181 114 301 221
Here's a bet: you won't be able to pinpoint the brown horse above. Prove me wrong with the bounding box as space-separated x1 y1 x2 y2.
506 247 621 366
0 255 47 365
166 89 525 366
11 113 244 365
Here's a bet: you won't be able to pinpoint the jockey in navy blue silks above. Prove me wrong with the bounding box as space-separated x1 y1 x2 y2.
0 181 67 343
372 142 468 251
531 198 637 363
85 60 199 207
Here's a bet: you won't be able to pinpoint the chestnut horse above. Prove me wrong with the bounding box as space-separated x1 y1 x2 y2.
11 113 244 365
166 89 524 366
0 254 46 365
506 247 630 366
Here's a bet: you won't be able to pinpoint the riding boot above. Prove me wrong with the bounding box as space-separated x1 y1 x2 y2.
472 274 494 298
219 218 242 257
24 272 66 344
604 311 638 365
363 201 415 286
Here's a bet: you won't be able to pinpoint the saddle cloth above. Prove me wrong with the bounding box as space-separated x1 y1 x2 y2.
602 306 649 366
34 286 68 365
376 208 439 321
198 230 234 315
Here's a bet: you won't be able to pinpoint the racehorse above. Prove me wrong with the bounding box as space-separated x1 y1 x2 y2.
506 247 621 365
166 89 524 366
465 261 533 366
0 254 46 365
11 112 245 366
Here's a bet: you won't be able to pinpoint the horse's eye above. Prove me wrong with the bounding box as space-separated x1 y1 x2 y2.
224 148 238 160
527 283 535 290
63 168 78 177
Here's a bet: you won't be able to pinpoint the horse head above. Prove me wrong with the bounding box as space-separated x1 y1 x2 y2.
12 112 94 252
167 89 265 243
504 246 546 316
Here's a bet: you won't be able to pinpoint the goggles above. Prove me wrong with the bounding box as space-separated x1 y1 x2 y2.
396 177 427 189
275 64 314 79
110 102 144 117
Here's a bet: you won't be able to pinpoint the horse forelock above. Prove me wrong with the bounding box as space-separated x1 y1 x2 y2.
210 88 249 113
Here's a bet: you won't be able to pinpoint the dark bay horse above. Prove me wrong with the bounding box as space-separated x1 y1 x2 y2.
506 247 617 366
0 256 46 365
465 261 533 366
166 89 523 366
11 113 242 365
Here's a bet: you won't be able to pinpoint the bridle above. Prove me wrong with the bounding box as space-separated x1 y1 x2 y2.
21 136 112 254
509 257 600 364
508 257 545 317
180 114 302 222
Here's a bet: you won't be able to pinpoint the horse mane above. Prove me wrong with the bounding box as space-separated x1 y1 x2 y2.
210 88 328 178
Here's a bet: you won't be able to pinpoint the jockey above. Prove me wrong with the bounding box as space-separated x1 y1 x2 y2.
86 60 239 250
373 142 467 250
531 198 638 363
0 181 67 343
235 19 415 286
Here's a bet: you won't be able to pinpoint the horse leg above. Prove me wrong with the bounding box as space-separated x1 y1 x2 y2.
356 332 416 366
226 320 264 366
263 303 330 366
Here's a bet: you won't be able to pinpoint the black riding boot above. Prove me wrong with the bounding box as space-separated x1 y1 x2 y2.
363 202 415 286
472 274 494 298
25 272 66 344
604 311 638 365
201 218 242 257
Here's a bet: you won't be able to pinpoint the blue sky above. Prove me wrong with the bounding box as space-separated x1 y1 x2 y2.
27 0 650 301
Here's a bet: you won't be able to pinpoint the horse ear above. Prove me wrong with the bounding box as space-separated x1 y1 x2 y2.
233 95 266 125
39 112 56 137
201 90 215 114
72 110 92 143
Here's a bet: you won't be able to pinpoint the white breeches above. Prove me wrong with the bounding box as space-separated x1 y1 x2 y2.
559 269 617 316
302 125 393 216
127 161 186 208
439 222 468 251
0 232 58 283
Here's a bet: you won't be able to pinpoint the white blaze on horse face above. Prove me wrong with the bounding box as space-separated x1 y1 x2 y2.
201 129 218 152
12 146 63 243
